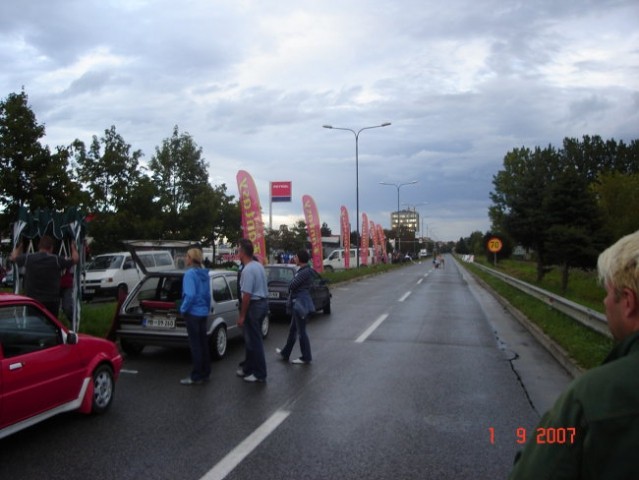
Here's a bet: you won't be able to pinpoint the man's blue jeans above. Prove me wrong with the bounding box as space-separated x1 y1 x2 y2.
243 299 268 380
280 300 312 362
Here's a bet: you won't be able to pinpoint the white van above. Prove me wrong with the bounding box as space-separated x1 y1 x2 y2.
323 248 377 271
82 250 174 300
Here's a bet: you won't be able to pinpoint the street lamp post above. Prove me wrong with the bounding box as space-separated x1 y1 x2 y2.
380 180 418 256
323 122 391 267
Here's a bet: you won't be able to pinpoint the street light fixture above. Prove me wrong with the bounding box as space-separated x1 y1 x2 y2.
323 122 391 267
380 180 418 255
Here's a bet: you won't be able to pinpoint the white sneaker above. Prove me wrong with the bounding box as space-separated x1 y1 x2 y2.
243 374 265 383
236 368 246 377
291 358 310 365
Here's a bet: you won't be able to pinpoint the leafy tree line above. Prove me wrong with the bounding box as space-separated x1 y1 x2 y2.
462 135 638 292
0 90 241 254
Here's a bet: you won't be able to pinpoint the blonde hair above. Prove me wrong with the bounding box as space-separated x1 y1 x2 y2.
597 230 639 297
187 248 203 266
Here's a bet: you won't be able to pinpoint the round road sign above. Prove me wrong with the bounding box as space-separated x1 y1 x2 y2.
487 237 503 253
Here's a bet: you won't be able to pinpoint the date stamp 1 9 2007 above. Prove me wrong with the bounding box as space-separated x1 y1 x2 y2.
488 427 577 445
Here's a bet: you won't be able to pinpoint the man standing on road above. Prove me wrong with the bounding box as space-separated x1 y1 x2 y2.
10 235 79 318
236 238 269 383
509 230 639 479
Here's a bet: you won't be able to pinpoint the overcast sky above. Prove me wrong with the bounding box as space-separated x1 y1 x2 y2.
1 0 637 242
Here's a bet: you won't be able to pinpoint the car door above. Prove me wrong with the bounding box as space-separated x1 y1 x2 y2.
211 274 239 336
0 303 83 428
310 270 329 310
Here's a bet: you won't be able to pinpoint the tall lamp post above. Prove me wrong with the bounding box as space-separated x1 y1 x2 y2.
323 122 391 267
380 180 418 255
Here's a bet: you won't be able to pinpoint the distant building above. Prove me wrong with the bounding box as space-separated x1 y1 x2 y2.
390 209 419 232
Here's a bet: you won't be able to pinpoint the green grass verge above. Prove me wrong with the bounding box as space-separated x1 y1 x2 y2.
475 257 604 312
77 302 118 338
462 260 613 370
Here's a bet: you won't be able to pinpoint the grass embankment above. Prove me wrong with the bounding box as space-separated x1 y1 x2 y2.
461 257 613 370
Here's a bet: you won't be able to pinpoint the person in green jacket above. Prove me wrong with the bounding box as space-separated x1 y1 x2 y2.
509 230 639 480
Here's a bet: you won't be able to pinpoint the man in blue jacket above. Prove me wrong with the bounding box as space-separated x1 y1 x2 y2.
180 248 211 385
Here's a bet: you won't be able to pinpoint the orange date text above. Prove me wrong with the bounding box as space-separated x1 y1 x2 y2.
488 427 576 445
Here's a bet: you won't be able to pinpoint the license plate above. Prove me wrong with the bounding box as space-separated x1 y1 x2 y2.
268 292 280 299
144 316 176 328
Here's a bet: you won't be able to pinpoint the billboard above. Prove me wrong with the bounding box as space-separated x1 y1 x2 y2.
270 181 292 202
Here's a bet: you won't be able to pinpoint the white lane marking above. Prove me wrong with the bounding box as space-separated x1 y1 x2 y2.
355 314 389 343
417 279 423 285
399 291 411 302
201 410 291 480
120 369 138 374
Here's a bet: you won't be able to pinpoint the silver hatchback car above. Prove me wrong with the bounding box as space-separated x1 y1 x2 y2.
113 269 269 359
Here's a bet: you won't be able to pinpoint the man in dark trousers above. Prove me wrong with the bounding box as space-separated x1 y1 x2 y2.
236 238 269 383
10 235 79 318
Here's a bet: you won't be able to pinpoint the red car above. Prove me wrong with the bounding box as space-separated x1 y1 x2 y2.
0 293 123 439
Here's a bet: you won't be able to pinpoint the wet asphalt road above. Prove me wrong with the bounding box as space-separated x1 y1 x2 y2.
0 256 572 479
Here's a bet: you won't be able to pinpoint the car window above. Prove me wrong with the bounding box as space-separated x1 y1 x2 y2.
89 255 123 270
139 254 155 268
266 267 294 283
0 304 61 358
160 277 182 301
154 253 173 267
212 276 232 302
226 275 239 299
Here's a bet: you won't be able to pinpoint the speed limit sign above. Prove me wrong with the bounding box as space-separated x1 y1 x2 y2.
487 237 503 253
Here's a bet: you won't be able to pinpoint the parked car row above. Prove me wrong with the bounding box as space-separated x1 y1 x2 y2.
113 264 331 358
0 257 331 439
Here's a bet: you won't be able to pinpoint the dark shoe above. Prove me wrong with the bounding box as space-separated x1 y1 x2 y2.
180 377 203 385
243 374 266 383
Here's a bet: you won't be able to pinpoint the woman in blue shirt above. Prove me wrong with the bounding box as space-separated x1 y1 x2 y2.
180 248 211 385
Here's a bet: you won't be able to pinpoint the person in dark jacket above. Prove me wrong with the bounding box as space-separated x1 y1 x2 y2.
180 248 212 385
509 230 639 479
10 235 79 318
276 249 315 364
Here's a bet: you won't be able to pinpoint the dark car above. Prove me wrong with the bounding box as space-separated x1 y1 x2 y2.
113 269 269 359
0 293 122 439
264 265 331 318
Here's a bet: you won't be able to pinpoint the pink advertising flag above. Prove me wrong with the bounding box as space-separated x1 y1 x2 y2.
340 206 351 269
236 170 267 263
370 220 379 264
361 213 369 266
377 224 388 263
302 195 324 272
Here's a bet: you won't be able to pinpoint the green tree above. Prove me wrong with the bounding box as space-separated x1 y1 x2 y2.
592 172 639 242
75 126 143 213
149 126 209 236
0 90 77 225
489 146 557 280
543 166 606 292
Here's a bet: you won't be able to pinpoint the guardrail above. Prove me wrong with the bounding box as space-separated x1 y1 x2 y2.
468 261 611 339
